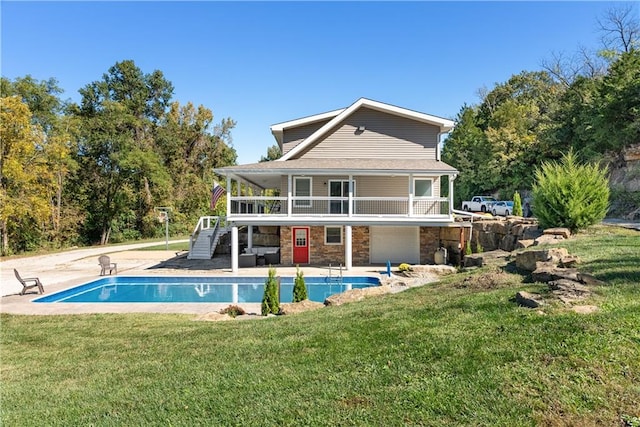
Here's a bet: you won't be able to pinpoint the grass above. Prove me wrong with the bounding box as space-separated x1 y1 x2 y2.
1 226 639 426
136 241 190 251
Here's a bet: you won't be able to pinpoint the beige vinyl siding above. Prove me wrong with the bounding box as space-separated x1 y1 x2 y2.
299 107 440 159
282 119 332 155
280 175 441 197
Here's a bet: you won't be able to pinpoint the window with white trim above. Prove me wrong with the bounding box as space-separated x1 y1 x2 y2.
414 178 433 197
324 226 342 245
294 177 312 207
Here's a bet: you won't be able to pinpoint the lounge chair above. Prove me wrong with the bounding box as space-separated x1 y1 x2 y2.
98 255 118 276
14 269 45 295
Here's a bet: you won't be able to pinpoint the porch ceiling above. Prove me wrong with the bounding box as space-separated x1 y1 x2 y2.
216 158 458 189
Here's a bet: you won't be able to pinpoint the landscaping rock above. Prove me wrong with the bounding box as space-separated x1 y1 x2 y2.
559 255 581 268
410 264 457 275
279 299 324 315
515 250 547 271
499 234 518 252
464 253 484 268
195 312 234 322
512 223 542 240
534 234 565 246
548 279 591 299
515 248 568 271
543 227 572 239
514 239 535 249
324 285 391 306
531 263 579 283
515 291 544 308
577 272 605 286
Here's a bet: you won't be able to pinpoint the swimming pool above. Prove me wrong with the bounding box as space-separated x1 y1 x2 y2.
33 276 380 304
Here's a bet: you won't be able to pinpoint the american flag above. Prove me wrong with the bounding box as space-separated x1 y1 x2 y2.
210 181 225 210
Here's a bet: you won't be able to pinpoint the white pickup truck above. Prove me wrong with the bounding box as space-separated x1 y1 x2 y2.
462 196 497 213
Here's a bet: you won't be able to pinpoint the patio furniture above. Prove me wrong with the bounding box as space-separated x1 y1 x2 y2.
264 248 281 265
98 255 118 276
14 269 45 295
239 253 257 267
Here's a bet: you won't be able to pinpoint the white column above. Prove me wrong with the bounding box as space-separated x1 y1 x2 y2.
287 174 292 217
226 175 231 216
408 173 414 217
348 175 353 217
345 225 352 270
231 226 239 273
449 174 456 217
248 225 253 250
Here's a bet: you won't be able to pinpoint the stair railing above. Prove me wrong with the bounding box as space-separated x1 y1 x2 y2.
189 216 220 258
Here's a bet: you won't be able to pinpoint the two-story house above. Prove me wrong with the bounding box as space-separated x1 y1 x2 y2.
215 98 462 272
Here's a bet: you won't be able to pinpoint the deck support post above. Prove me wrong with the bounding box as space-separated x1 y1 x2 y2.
345 225 352 270
247 225 253 250
231 226 239 273
449 174 456 218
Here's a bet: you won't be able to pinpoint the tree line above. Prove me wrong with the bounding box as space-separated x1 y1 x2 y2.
442 5 639 211
1 60 237 255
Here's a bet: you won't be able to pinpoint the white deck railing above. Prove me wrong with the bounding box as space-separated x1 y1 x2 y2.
228 196 450 217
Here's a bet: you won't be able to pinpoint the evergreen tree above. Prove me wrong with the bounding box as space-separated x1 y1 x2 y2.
513 191 523 217
533 150 609 232
293 266 308 302
261 267 280 315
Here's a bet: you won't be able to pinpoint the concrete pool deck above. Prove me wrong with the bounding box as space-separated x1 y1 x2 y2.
0 241 388 316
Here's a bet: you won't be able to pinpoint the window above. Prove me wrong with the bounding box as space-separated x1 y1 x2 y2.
414 178 433 197
294 177 312 207
324 226 342 245
328 180 354 214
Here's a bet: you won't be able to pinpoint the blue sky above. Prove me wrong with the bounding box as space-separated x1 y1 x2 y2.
1 1 621 164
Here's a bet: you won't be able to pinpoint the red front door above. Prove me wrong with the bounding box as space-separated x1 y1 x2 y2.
292 227 309 264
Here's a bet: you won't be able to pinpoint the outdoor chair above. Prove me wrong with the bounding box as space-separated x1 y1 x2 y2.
14 269 45 295
98 255 118 276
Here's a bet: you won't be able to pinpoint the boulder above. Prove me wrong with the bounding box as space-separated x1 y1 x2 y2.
548 279 591 297
464 253 484 268
515 291 544 308
559 255 580 268
512 224 542 240
324 285 391 306
534 234 565 246
543 228 571 239
499 234 518 252
195 312 234 322
531 263 579 283
515 239 535 250
577 272 605 286
279 299 324 315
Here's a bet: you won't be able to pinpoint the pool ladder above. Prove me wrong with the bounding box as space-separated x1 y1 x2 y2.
327 263 343 284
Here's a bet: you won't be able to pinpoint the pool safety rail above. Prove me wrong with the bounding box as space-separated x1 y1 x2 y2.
327 263 343 284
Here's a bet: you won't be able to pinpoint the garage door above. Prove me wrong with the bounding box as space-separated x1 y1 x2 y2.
370 226 419 264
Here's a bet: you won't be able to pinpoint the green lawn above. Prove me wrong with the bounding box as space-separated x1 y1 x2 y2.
2 226 639 426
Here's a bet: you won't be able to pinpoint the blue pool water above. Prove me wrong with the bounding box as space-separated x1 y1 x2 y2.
33 276 380 304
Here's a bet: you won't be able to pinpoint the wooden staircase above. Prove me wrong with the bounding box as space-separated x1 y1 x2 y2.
187 216 228 260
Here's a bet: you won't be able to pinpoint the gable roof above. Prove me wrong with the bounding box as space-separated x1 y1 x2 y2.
275 98 455 161
270 108 345 147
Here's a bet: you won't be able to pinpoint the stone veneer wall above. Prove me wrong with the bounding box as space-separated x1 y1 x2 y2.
280 225 369 266
419 226 464 265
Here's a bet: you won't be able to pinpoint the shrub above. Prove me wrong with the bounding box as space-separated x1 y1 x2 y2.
398 263 412 272
532 150 609 233
261 267 280 316
513 191 523 217
465 240 472 256
292 266 307 302
219 305 245 318
476 240 484 253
